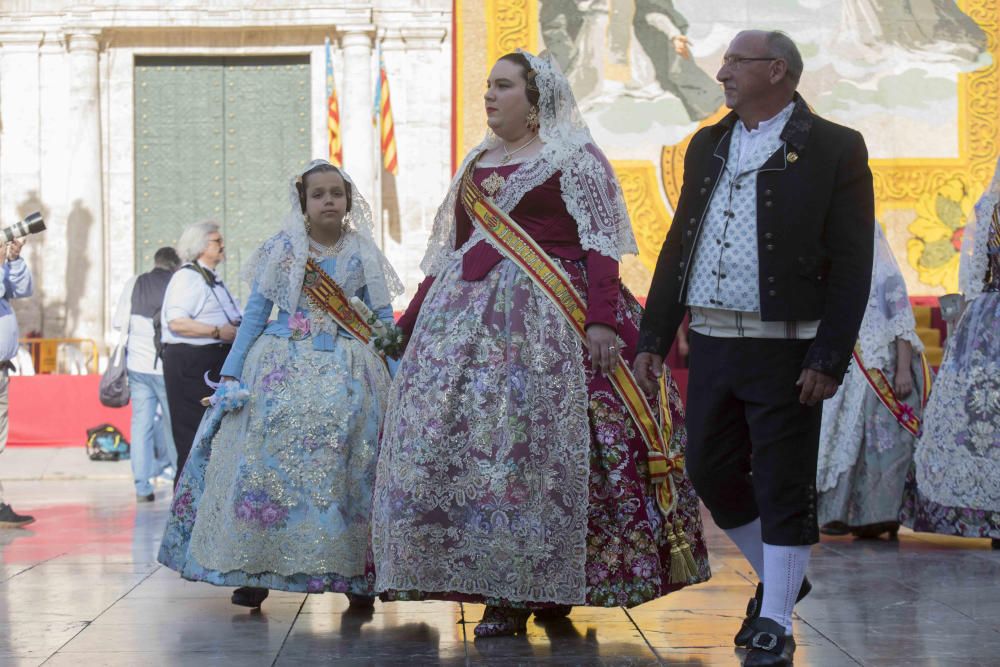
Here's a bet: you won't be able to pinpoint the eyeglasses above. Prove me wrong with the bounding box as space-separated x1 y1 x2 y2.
721 56 778 69
206 237 223 246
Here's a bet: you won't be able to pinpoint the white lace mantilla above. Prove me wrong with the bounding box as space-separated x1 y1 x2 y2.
420 50 637 277
243 160 402 313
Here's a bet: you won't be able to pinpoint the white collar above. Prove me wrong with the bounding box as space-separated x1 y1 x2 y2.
739 101 795 137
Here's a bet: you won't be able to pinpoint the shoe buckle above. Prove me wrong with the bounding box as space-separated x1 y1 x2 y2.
751 632 779 651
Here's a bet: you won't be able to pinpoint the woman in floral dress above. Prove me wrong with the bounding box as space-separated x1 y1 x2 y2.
158 161 402 607
901 157 1000 548
371 51 709 637
817 225 927 539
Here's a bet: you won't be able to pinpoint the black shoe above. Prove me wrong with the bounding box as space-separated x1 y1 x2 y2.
734 577 811 647
820 521 849 536
231 586 269 608
136 493 155 503
744 617 795 666
991 538 999 550
345 593 375 609
0 503 35 528
533 604 573 621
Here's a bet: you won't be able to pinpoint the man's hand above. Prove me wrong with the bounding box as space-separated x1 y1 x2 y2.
796 368 837 406
219 323 238 343
671 35 692 59
634 352 664 398
586 324 620 376
6 239 24 262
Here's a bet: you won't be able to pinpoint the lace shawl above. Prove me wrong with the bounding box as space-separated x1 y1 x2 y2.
858 224 924 370
420 50 638 277
242 160 403 318
960 156 1000 300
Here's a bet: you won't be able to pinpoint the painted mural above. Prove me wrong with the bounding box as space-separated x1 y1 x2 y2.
454 0 999 296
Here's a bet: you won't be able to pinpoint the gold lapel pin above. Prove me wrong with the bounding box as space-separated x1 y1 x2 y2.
787 151 799 163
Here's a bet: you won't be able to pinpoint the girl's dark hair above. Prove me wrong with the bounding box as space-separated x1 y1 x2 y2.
296 163 353 214
498 52 540 107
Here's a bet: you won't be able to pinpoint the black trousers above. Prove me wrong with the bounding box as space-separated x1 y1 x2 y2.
161 342 230 482
685 332 823 546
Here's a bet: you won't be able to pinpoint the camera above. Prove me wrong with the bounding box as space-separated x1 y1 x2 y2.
1 212 45 243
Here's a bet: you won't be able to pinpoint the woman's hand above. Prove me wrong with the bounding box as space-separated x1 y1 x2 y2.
894 367 914 399
586 324 620 376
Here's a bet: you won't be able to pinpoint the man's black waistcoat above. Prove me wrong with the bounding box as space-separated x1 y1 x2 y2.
638 93 875 381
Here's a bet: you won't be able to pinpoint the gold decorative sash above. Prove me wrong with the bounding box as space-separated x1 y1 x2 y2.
302 258 374 346
460 165 687 516
852 345 932 437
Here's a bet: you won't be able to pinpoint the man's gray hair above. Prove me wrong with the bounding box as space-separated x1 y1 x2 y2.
176 220 220 263
766 31 803 85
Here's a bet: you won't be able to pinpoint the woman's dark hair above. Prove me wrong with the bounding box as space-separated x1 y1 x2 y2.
498 52 540 107
296 163 353 214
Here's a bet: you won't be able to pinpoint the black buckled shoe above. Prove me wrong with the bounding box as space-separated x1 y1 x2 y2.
743 617 795 666
231 586 269 608
734 577 811 647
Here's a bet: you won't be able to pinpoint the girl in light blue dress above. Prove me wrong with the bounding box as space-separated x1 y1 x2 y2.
158 160 402 609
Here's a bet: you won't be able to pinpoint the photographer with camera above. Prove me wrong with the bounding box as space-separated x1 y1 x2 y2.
0 238 35 528
161 221 241 481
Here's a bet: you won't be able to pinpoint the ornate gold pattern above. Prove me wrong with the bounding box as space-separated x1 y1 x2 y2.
611 161 674 273
467 0 1000 294
485 0 537 67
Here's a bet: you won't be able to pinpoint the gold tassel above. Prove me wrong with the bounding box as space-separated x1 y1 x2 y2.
675 520 699 577
667 524 697 584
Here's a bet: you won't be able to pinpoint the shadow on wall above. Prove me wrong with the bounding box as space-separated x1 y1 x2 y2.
13 191 50 335
65 199 93 339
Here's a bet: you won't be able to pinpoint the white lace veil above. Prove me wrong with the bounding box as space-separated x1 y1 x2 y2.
960 156 1000 300
420 49 638 277
858 224 924 369
242 159 403 313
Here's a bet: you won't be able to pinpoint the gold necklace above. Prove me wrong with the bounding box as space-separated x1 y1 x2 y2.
500 134 538 165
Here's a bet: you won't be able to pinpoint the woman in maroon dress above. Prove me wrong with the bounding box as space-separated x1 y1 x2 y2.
371 50 710 637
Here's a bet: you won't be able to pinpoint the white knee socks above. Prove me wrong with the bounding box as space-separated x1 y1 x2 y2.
723 518 765 580
761 543 811 634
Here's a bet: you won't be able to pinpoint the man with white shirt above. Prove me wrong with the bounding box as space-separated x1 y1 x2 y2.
112 247 180 502
161 221 241 480
635 31 874 666
0 239 34 528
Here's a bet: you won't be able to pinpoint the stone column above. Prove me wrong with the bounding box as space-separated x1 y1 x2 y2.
65 30 105 343
0 32 44 334
340 27 376 206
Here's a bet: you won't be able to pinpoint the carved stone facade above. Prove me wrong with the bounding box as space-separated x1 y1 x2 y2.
0 1 450 346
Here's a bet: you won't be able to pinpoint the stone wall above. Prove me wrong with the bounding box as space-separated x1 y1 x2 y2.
0 0 450 348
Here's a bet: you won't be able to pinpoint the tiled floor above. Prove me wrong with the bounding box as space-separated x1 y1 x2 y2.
1 477 998 666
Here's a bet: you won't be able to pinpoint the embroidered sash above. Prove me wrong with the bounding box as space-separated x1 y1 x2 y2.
852 345 932 437
302 258 374 346
460 164 685 518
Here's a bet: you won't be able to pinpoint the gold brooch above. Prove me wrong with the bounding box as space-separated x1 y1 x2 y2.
482 171 506 196
787 151 799 163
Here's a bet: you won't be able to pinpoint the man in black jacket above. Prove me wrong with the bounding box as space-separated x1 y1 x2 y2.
635 30 874 666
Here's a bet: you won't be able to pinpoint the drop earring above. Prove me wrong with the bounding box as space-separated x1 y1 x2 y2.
526 105 539 132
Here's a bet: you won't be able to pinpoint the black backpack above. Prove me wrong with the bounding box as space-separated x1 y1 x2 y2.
86 424 130 461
